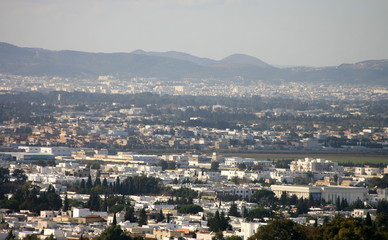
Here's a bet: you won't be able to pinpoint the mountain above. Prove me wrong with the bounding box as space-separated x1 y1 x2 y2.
338 59 388 70
218 54 273 68
0 42 387 85
0 42 210 77
131 50 216 66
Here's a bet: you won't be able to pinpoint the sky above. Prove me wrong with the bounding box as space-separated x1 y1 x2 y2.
0 0 387 66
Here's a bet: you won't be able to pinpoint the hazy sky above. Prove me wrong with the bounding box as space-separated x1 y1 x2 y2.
1 0 387 66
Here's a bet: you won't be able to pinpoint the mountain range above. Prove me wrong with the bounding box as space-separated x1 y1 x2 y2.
0 42 387 85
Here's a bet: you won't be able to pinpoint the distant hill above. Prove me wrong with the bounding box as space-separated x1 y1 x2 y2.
131 50 216 66
217 53 273 68
0 42 387 85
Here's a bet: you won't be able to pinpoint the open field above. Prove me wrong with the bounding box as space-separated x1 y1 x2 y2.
221 152 388 165
93 148 388 165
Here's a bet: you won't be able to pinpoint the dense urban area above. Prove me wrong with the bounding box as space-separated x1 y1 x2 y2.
0 74 388 240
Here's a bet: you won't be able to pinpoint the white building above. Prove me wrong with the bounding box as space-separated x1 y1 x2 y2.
271 185 368 204
72 208 107 218
18 146 85 156
290 158 342 173
240 221 267 240
214 186 255 199
224 157 256 168
354 167 381 176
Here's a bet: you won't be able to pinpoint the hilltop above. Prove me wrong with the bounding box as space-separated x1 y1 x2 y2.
0 42 387 85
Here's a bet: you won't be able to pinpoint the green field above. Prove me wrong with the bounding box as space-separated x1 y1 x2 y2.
221 152 388 165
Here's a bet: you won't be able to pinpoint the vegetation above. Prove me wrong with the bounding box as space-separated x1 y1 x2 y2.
138 208 148 226
71 175 163 195
248 219 309 240
155 160 176 170
228 203 240 217
1 91 387 131
207 211 231 232
369 174 388 188
248 216 388 240
178 204 204 214
0 183 62 213
94 225 131 240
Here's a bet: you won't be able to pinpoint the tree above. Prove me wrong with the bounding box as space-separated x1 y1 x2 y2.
45 234 56 240
377 199 388 214
242 207 249 219
101 195 108 212
138 208 148 226
246 207 273 222
88 192 101 211
112 213 117 226
248 219 309 240
219 211 230 232
250 190 276 207
212 232 224 240
125 206 137 222
211 162 220 172
0 168 10 183
279 191 288 206
86 175 93 189
94 225 130 240
12 169 27 184
157 209 165 222
230 176 240 185
225 236 242 240
375 213 388 232
369 174 388 188
341 198 349 211
23 235 39 240
170 187 198 199
237 163 247 170
94 176 101 187
313 216 379 240
63 193 69 211
208 211 221 232
157 160 168 170
228 203 240 217
335 196 341 211
45 186 62 210
80 179 86 190
102 178 108 188
365 212 373 227
208 211 231 232
333 174 339 184
349 198 364 210
115 177 121 193
296 198 309 215
178 204 204 214
5 230 15 240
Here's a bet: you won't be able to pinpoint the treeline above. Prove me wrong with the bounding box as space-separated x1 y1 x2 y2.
71 175 199 200
2 91 387 115
0 91 318 111
248 215 388 240
369 174 388 188
246 189 385 216
0 184 62 213
1 91 387 130
70 175 163 195
0 168 62 213
0 101 56 124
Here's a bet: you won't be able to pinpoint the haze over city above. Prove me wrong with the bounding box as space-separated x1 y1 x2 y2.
1 0 388 66
1 1 388 240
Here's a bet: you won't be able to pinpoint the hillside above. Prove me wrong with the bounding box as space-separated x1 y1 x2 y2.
0 42 387 85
